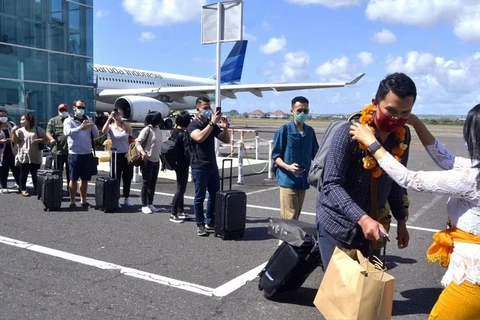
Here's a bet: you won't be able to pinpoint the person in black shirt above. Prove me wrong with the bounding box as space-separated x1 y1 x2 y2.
168 111 193 223
0 108 20 193
187 97 230 236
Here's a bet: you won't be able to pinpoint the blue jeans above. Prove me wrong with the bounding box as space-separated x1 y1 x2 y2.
191 167 220 227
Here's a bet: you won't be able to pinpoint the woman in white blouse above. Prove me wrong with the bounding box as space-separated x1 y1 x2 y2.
350 106 480 320
101 108 134 208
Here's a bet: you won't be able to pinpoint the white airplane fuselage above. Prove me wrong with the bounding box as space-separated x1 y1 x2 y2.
94 64 216 113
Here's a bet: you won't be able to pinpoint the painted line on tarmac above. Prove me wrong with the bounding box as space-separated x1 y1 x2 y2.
0 235 267 297
408 195 443 223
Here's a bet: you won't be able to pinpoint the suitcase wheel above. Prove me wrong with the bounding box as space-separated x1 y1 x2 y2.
258 282 263 291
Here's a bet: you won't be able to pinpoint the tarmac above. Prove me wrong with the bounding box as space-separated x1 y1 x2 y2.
0 121 466 320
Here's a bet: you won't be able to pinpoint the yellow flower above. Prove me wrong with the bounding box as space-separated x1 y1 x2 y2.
399 142 408 150
103 139 112 146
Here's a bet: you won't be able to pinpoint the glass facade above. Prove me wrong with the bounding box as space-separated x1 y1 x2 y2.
0 0 93 127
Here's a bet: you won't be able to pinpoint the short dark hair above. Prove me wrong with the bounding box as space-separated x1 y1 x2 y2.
464 104 480 169
291 96 309 106
196 96 210 106
22 113 35 127
144 111 163 127
0 108 7 115
175 111 191 127
375 73 417 103
73 99 85 107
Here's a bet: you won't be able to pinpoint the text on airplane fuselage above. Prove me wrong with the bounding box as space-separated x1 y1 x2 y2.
90 65 163 79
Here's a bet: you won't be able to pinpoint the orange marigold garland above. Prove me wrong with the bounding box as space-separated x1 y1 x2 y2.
358 104 407 178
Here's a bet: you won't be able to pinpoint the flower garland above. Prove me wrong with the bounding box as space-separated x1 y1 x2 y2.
358 104 408 178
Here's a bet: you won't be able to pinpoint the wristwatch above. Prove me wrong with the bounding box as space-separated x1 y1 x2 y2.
368 140 381 153
208 121 214 127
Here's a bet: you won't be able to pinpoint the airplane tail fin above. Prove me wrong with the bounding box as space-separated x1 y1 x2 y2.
209 40 248 84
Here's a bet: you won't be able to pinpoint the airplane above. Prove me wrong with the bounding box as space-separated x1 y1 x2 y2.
94 40 365 129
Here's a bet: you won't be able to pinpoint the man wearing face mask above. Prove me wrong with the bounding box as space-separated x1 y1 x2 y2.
316 72 415 269
46 103 71 191
63 99 99 209
272 96 319 222
187 96 230 236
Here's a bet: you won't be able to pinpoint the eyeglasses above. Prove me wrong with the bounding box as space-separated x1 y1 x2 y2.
75 105 86 109
295 109 309 114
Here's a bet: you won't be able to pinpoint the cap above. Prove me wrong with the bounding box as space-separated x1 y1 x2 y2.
57 103 68 111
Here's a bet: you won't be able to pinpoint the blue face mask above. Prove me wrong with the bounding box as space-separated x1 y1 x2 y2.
202 109 212 120
75 109 85 117
295 112 308 123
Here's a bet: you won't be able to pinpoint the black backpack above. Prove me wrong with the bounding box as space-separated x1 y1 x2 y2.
160 130 190 171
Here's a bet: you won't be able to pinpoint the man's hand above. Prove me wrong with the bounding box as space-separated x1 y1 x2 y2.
396 220 409 249
141 151 148 162
81 120 94 130
358 215 388 241
211 111 221 124
219 117 229 129
285 163 305 174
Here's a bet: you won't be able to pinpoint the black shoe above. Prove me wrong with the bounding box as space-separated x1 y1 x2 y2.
69 203 77 209
81 202 91 208
170 214 184 224
197 225 208 236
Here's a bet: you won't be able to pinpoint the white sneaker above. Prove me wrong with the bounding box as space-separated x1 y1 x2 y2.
149 205 160 213
124 198 134 207
118 200 122 209
142 206 152 214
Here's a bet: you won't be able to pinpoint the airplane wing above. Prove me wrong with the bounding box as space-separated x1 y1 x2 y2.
97 73 365 103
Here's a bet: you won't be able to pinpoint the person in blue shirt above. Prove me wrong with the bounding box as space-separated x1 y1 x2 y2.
271 96 319 220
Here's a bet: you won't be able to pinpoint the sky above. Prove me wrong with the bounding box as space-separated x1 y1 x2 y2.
94 0 480 116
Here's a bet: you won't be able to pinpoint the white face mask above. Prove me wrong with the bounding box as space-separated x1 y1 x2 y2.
60 111 69 118
0 117 7 123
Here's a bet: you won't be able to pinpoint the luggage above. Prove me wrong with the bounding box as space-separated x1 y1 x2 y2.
258 241 321 299
95 149 120 213
214 159 247 240
37 155 63 211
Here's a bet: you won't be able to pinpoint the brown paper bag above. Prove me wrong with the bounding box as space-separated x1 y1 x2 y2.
314 247 395 320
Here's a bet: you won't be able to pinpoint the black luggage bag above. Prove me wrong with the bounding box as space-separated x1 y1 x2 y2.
214 159 247 240
37 157 63 211
95 149 120 213
258 241 321 299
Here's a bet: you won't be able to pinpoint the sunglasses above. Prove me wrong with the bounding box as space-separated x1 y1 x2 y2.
75 106 86 109
295 109 309 114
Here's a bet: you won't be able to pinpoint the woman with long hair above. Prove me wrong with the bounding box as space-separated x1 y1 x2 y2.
135 112 163 214
350 104 480 320
102 108 134 208
12 113 47 196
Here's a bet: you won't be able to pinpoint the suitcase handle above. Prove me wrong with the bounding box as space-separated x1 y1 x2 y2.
221 158 233 191
110 148 117 179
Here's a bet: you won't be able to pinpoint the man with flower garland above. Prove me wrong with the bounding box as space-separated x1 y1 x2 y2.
316 72 415 268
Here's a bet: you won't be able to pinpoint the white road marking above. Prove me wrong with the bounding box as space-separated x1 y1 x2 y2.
0 235 269 298
245 186 279 195
408 195 444 223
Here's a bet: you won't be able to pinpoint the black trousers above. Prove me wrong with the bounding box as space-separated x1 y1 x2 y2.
171 165 189 214
19 163 41 191
140 160 159 206
111 152 133 198
53 153 70 187
0 152 19 188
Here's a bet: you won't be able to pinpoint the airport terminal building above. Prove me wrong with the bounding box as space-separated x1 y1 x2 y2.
0 0 94 126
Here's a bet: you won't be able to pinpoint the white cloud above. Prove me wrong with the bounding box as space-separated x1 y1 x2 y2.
372 29 396 44
260 36 287 55
285 0 360 8
139 31 156 43
122 0 206 26
385 51 480 114
365 0 480 42
243 26 256 41
358 51 374 67
316 56 350 78
281 51 310 81
96 9 111 18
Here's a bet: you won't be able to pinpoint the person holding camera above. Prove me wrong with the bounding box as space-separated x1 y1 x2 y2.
271 96 319 221
11 113 47 197
101 107 134 208
187 97 230 236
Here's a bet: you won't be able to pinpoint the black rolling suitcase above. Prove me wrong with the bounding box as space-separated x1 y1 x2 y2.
214 159 247 240
258 241 321 299
37 154 63 211
95 149 120 213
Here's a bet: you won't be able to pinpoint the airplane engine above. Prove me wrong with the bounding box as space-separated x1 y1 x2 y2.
114 96 171 124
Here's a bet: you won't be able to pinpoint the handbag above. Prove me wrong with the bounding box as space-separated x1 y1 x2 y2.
35 127 45 151
91 131 98 176
314 242 394 320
